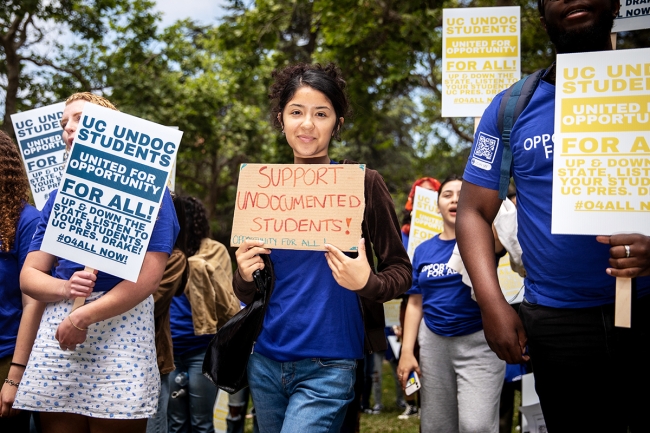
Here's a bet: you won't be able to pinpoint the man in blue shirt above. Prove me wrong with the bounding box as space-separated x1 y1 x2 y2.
457 0 650 431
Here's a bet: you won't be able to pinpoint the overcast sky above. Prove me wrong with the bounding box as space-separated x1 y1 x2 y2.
153 0 229 27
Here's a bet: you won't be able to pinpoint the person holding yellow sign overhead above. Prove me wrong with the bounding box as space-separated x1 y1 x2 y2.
457 0 650 431
233 63 411 433
14 93 180 433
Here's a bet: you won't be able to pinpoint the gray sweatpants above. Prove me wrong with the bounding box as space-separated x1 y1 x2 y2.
418 322 505 433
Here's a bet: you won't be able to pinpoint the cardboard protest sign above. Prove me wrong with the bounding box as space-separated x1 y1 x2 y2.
40 104 183 282
552 48 650 236
614 2 650 32
11 103 67 210
406 186 442 261
442 6 521 118
231 163 365 251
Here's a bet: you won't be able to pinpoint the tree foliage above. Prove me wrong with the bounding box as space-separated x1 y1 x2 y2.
0 0 160 136
1 0 647 246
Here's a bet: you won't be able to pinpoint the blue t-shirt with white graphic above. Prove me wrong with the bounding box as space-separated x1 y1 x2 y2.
407 235 482 337
463 80 649 308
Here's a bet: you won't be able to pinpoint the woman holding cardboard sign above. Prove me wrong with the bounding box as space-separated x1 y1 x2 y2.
233 63 412 433
14 93 180 433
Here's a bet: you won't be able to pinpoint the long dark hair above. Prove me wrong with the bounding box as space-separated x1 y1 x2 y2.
0 131 30 252
171 194 189 258
180 196 210 257
269 63 350 140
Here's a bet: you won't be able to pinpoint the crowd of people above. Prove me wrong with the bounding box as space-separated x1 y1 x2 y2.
1 0 648 432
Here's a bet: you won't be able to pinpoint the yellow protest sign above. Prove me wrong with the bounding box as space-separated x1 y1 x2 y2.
552 48 650 236
407 187 442 260
212 389 229 432
497 253 524 304
442 6 521 117
383 299 402 328
231 163 366 251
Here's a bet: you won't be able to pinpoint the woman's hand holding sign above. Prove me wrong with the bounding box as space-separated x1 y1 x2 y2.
55 268 96 350
324 238 371 291
61 268 97 301
235 239 272 283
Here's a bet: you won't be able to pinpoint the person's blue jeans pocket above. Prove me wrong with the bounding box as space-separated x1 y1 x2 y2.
248 352 356 433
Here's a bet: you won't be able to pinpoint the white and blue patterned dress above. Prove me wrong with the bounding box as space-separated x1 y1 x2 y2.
14 294 159 418
13 188 179 418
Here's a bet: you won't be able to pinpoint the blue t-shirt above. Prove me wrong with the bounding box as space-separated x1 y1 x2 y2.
255 248 365 362
407 235 482 337
401 231 409 251
463 80 649 308
170 293 213 356
29 188 179 292
0 204 40 358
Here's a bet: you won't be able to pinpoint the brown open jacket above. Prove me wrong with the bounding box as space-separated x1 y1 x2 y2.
152 248 187 375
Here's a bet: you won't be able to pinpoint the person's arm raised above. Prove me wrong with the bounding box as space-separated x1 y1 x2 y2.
456 181 529 364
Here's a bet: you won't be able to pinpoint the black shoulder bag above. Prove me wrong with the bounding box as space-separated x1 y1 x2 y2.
202 254 274 394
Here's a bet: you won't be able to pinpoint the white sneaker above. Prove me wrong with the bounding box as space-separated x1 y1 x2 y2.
397 404 418 419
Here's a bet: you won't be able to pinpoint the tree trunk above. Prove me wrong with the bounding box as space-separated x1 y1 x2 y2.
1 31 20 139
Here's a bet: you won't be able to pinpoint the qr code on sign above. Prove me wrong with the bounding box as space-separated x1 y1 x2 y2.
473 132 499 163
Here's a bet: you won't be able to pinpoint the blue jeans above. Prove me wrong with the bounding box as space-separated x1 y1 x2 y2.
247 352 356 433
147 373 170 433
519 293 650 433
168 349 217 433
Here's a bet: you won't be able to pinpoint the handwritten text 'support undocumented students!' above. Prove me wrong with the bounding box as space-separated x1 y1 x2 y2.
231 163 366 251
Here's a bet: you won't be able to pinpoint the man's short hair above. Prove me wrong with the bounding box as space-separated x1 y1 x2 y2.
65 92 118 111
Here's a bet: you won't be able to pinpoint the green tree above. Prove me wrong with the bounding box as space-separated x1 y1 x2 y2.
0 0 159 137
5 0 646 244
105 20 278 243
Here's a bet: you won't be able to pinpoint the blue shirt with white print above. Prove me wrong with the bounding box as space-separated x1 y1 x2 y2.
407 235 482 337
463 80 649 308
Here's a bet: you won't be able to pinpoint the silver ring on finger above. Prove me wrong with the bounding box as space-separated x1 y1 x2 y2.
624 245 630 258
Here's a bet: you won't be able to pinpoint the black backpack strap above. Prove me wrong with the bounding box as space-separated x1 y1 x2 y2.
496 68 546 199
